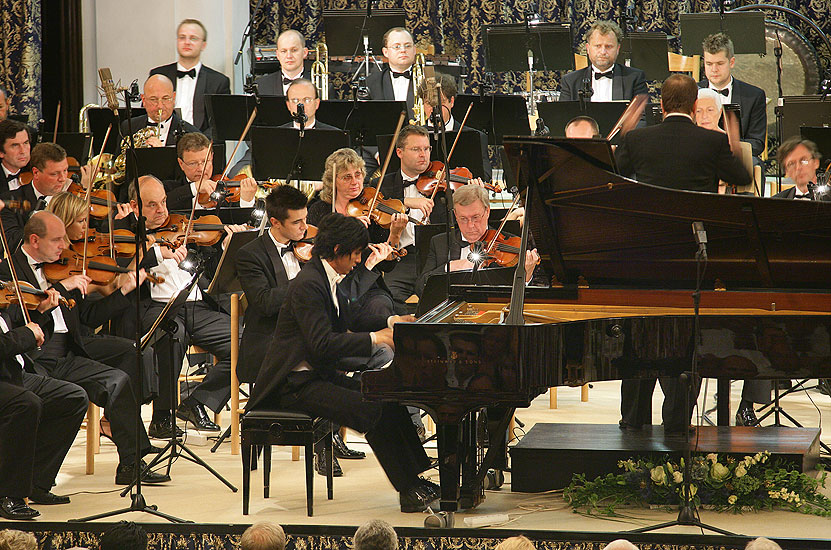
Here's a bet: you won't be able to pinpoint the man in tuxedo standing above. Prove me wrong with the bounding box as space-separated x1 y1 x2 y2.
256 30 310 97
614 74 750 434
700 33 767 164
366 27 417 117
0 119 31 193
559 20 647 102
149 19 231 138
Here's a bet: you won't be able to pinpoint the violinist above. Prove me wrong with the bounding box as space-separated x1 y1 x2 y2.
119 75 200 148
165 132 257 210
121 175 237 436
415 185 540 296
0 119 31 193
0 211 169 486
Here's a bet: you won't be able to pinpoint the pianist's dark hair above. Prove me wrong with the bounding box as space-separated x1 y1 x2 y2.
266 184 309 223
314 212 369 260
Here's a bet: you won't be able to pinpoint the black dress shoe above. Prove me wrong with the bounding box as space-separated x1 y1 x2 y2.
333 432 365 459
400 485 436 513
148 415 184 439
176 402 220 432
736 404 759 427
0 496 39 520
29 487 70 505
419 477 441 501
618 421 642 431
314 452 343 477
115 460 172 485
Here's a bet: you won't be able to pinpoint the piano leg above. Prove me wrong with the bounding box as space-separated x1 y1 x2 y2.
436 422 462 512
459 412 482 510
717 379 731 425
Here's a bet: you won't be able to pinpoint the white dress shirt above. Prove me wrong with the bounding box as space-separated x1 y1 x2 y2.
0 316 26 369
709 77 734 105
148 116 174 146
390 66 413 102
23 249 68 333
149 246 201 302
175 62 202 125
591 65 614 102
281 71 303 95
2 164 22 191
320 258 344 315
400 172 425 248
269 229 302 281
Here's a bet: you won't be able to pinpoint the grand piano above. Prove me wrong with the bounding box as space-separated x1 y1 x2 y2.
362 137 831 513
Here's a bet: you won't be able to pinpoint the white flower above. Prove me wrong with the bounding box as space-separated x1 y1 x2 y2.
711 462 730 481
735 464 747 478
651 466 667 486
706 453 718 464
728 495 738 505
673 471 683 484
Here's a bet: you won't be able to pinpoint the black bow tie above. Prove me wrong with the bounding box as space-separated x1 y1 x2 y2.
31 262 45 270
177 68 196 79
715 88 729 96
280 242 296 256
7 171 20 179
282 74 301 86
403 177 418 185
33 198 48 211
595 70 613 80
392 70 412 79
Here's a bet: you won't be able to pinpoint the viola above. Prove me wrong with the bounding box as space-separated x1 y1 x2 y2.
42 250 164 286
65 182 117 219
291 225 317 263
197 174 280 208
0 280 75 310
472 229 525 268
415 161 502 197
70 228 141 258
152 213 227 247
346 187 424 229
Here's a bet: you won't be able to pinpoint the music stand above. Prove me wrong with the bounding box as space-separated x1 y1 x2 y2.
680 12 766 55
128 143 226 181
781 96 831 142
322 9 406 56
88 107 147 154
626 32 670 81
452 95 531 145
249 127 349 181
316 100 406 147
206 95 256 141
55 132 93 163
485 23 574 73
376 130 490 179
417 267 514 316
536 101 629 137
800 126 831 162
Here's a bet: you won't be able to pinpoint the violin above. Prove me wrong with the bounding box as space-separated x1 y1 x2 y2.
197 174 280 208
42 250 164 286
416 161 502 197
0 199 32 213
347 187 424 228
152 213 227 247
0 280 76 310
291 225 317 263
70 228 141 258
65 182 117 219
472 229 527 268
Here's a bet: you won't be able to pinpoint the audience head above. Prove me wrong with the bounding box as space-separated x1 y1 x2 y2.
660 74 698 116
495 536 536 550
176 18 208 63
276 30 308 77
313 212 368 269
703 32 735 89
98 521 147 550
382 27 416 72
601 540 639 550
0 118 31 172
745 537 782 550
321 147 365 204
695 88 724 131
778 136 821 190
565 116 600 138
585 20 623 72
353 519 398 550
0 529 37 550
142 74 176 123
240 521 286 550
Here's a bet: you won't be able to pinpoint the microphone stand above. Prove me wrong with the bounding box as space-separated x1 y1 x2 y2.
234 0 265 86
774 30 785 195
285 103 307 189
433 86 453 301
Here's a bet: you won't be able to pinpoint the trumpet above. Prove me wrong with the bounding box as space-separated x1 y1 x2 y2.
311 42 329 100
410 53 426 126
79 103 100 133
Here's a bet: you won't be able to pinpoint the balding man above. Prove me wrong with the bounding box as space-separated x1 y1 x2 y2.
120 75 201 148
565 116 600 138
280 79 339 131
150 18 231 138
601 540 638 550
257 30 310 97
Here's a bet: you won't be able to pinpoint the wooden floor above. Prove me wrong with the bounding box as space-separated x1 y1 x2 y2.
20 379 831 540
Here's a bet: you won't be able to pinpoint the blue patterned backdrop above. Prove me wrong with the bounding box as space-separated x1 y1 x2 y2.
0 0 42 124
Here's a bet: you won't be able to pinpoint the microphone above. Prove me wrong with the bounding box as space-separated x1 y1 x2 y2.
98 68 119 115
294 102 308 125
527 49 534 73
692 221 708 260
534 117 549 136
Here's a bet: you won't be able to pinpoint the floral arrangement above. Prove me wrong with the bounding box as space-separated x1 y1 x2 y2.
564 451 831 517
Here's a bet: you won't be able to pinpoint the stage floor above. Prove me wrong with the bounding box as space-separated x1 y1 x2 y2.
29 380 831 539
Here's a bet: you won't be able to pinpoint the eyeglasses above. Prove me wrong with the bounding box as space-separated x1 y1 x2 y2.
456 212 486 225
785 158 814 171
337 171 365 183
388 43 414 51
288 97 316 105
145 96 174 105
183 159 210 169
405 146 431 154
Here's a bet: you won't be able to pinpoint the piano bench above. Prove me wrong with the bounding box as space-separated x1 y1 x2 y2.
240 409 333 517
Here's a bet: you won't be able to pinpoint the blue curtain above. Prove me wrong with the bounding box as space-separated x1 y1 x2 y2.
0 0 42 124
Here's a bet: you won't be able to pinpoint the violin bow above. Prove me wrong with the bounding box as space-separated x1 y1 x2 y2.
52 101 61 144
331 164 337 213
484 191 522 257
217 107 259 185
0 215 33 327
429 102 473 202
184 140 215 243
369 112 407 218
81 124 112 280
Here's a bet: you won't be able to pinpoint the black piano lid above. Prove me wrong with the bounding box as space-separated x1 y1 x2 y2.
502 137 831 292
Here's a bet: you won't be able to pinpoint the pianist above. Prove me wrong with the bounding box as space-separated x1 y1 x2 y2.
415 185 540 295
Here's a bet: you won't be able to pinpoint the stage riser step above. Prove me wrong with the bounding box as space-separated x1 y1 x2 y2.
510 423 820 493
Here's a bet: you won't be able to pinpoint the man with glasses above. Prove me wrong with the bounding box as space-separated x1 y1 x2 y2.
366 27 417 118
150 19 231 139
280 79 339 131
774 137 829 200
120 75 201 148
415 185 539 297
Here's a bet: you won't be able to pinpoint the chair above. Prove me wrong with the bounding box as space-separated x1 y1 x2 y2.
179 345 221 425
82 403 100 474
668 52 700 82
241 410 333 516
549 385 589 409
574 53 588 70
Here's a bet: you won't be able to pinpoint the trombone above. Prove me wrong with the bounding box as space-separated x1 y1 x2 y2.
311 42 329 100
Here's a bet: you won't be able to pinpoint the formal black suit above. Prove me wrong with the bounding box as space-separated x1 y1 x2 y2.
0 162 30 194
366 64 414 118
248 255 430 492
0 182 42 253
149 63 231 138
119 112 200 146
699 78 767 158
615 115 751 193
0 315 88 499
773 185 830 200
0 249 152 465
278 120 340 131
559 63 648 102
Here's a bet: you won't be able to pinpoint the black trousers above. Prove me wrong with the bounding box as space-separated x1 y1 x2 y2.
144 300 232 414
37 351 150 464
382 251 418 312
83 334 158 404
620 376 701 430
272 370 431 492
0 374 87 497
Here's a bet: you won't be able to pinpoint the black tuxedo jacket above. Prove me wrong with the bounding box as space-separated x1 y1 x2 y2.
0 249 132 365
119 112 201 145
614 115 751 193
699 78 767 157
559 63 648 102
161 174 196 211
248 255 383 411
366 65 414 117
0 183 41 253
0 162 30 195
149 63 231 137
0 312 38 387
379 170 448 226
773 185 831 201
